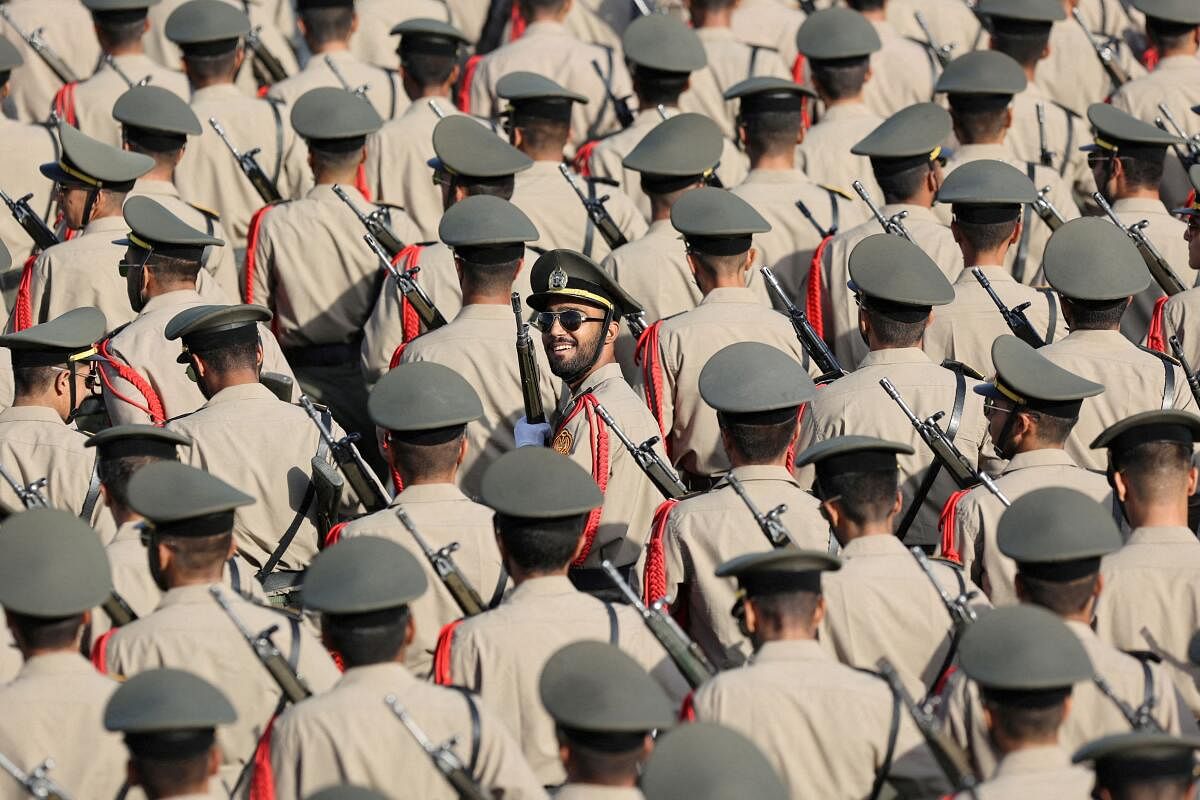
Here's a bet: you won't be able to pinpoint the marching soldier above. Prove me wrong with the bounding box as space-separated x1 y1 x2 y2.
1073 731 1200 799
942 336 1111 604
1036 0 1144 119
0 509 126 800
1155 165 1200 365
888 0 983 56
1037 217 1195 472
352 0 453 67
0 0 100 123
266 536 545 798
731 0 804 70
845 0 937 119
436 447 688 785
640 723 789 800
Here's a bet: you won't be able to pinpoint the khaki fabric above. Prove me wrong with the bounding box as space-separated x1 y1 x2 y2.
677 27 791 141
0 628 17 685
948 449 1113 606
1160 286 1200 369
1039 329 1196 472
103 583 341 792
446 575 689 785
817 205 963 370
692 639 950 800
270 662 546 800
819 533 991 699
662 465 833 669
1037 19 1144 118
67 54 189 147
0 0 101 123
923 266 1068 376
602 218 697 323
0 118 57 268
731 0 804 70
796 102 884 201
553 786 644 800
1095 525 1200 717
352 0 451 68
399 304 561 498
267 49 406 122
168 382 351 570
863 20 938 119
0 653 125 800
948 746 1093 799
561 0 629 51
1008 84 1096 206
339 484 509 679
1111 54 1200 141
888 0 983 55
26 215 138 333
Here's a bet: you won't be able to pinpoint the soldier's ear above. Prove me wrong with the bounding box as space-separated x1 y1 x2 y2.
1187 465 1198 496
206 745 221 777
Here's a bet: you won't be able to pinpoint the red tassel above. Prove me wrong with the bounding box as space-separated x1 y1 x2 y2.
433 619 464 685
937 488 971 565
243 204 274 304
932 665 957 700
1147 295 1170 353
324 521 348 549
379 437 405 494
679 690 697 722
792 55 810 131
572 141 599 178
457 55 482 113
784 403 808 474
1142 46 1159 70
555 394 610 565
90 628 115 673
388 342 408 369
634 320 668 440
96 337 167 425
806 234 832 340
509 2 527 39
257 84 270 99
12 254 36 332
643 498 679 606
52 83 78 127
355 164 372 202
391 244 425 346
248 714 278 800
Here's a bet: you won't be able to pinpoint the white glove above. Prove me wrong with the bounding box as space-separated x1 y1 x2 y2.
515 415 552 448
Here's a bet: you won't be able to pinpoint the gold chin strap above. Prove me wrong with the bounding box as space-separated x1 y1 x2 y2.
928 145 942 161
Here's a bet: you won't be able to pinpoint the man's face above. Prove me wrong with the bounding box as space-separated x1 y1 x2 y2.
55 183 92 229
1184 214 1200 271
983 395 1016 449
537 301 608 379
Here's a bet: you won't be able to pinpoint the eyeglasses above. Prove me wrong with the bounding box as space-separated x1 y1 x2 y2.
982 397 1013 417
50 365 98 391
532 309 607 333
118 247 153 277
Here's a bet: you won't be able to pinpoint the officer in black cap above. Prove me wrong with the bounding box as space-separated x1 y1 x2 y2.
1074 731 1200 799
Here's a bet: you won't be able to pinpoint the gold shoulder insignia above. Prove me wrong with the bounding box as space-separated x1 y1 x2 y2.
552 428 574 455
818 184 854 201
187 201 221 219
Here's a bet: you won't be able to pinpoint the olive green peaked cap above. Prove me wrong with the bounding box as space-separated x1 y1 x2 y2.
622 14 707 73
848 234 955 308
1041 217 1149 300
165 304 270 362
699 342 816 414
304 536 428 613
1084 103 1180 156
0 509 112 616
127 460 253 535
1090 408 1200 452
715 549 842 598
935 50 1027 96
40 123 154 189
795 8 881 59
0 307 105 368
391 17 469 57
852 104 951 171
86 424 191 462
481 447 602 518
83 0 162 9
642 723 789 800
670 187 770 255
368 361 483 432
540 641 676 734
438 195 538 250
430 115 532 178
497 71 587 105
958 604 1093 689
0 36 24 72
976 335 1103 415
104 668 236 733
291 87 383 146
113 85 203 137
794 435 913 477
936 158 1036 207
623 113 723 181
307 788 389 800
1132 0 1200 23
724 76 815 113
526 249 643 318
119 196 224 261
1074 732 1200 789
976 0 1066 23
165 0 251 47
997 487 1122 579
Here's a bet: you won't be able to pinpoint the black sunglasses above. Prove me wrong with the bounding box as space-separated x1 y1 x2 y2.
532 309 607 333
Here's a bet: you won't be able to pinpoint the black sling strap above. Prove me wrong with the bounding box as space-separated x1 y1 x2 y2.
595 46 617 134
488 567 509 609
1013 163 1037 284
1138 346 1177 409
1039 288 1059 344
449 686 483 775
826 187 841 236
604 601 619 645
929 567 968 692
747 45 762 80
386 69 399 120
1138 657 1157 724
268 97 285 183
856 667 903 800
896 365 968 543
582 178 598 258
80 458 102 522
1057 104 1077 178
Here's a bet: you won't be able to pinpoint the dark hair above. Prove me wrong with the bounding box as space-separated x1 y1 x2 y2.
1119 151 1166 190
512 115 570 152
451 174 515 200
1146 17 1197 51
749 590 821 628
631 68 691 107
810 57 871 100
1017 572 1098 616
6 611 85 651
948 101 1010 144
1027 411 1075 446
147 253 203 286
875 163 931 204
953 218 1018 252
844 0 885 10
822 470 897 525
401 51 457 87
493 512 587 572
721 416 796 462
558 732 647 782
387 428 467 479
1100 775 1191 800
98 454 155 511
990 29 1051 67
161 532 233 572
194 339 259 373
130 751 213 798
95 16 146 48
688 0 736 9
1112 440 1192 503
863 306 927 347
12 366 57 398
300 8 355 46
322 605 411 667
182 49 240 82
456 256 523 295
980 689 1069 741
310 146 364 175
687 250 747 278
1061 297 1127 330
518 0 569 15
742 110 801 157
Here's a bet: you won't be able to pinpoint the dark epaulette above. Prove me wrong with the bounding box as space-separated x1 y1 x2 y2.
940 359 986 380
1123 649 1164 664
585 175 620 187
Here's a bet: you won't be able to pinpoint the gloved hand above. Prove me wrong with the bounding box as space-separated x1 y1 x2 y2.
515 415 552 448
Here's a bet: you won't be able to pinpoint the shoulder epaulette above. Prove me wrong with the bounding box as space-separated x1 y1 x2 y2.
187 201 220 219
819 183 854 201
940 359 985 380
586 175 620 187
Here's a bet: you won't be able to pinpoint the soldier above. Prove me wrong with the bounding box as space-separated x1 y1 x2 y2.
334 361 510 677
309 788 389 800
817 103 964 369
500 71 647 260
363 18 470 241
436 447 687 785
17 123 153 333
888 0 982 56
793 9 884 201
934 50 1082 283
942 336 1111 603
0 509 126 800
0 0 100 123
796 435 990 699
268 0 405 123
844 0 937 118
1037 217 1194 472
352 0 452 67
103 668 238 800
397 196 557 496
731 0 804 71
1155 164 1200 365
1091 410 1200 717
58 0 189 148
726 76 867 304
540 641 676 799
168 0 312 255
265 536 545 798
801 235 990 551
1035 0 1144 119
652 342 828 668
98 461 341 793
944 605 1096 799
690 548 949 798
640 723 788 800
640 188 814 482
1073 731 1200 799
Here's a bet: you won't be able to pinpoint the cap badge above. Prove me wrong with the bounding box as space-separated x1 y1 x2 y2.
549 265 569 290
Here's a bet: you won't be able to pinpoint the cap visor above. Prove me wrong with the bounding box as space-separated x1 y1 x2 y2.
39 162 73 183
973 382 1004 400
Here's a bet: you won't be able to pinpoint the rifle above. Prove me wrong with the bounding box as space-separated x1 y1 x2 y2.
101 591 138 628
104 54 149 89
795 198 834 240
0 7 78 85
210 586 312 703
362 232 448 331
1032 186 1066 231
0 189 59 252
1093 674 1163 732
394 506 486 617
879 378 1012 503
0 751 72 800
970 268 1046 348
876 658 980 799
1036 103 1055 168
512 292 546 424
209 118 283 205
914 11 954 67
1094 192 1188 296
592 402 687 499
592 60 634 129
1071 7 1130 89
601 560 717 688
1155 104 1200 171
1169 336 1200 408
260 371 294 403
558 164 629 250
631 0 655 15
245 26 288 86
299 395 391 513
726 474 791 547
0 465 48 510
477 0 515 55
333 184 407 261
656 104 669 121
428 99 447 119
324 54 369 98
383 695 492 800
910 546 977 635
853 180 915 244
761 266 847 384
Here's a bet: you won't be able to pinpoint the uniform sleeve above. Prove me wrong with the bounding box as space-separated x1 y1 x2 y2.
662 509 689 601
27 251 52 327
251 216 276 312
468 58 494 119
609 190 648 242
360 279 405 386
1172 364 1196 412
280 130 314 200
953 492 983 585
294 626 342 694
102 366 155 427
658 329 679 449
472 703 551 800
259 325 300 399
448 624 483 692
268 709 320 800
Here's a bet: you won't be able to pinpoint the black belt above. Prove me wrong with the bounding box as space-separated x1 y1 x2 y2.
282 341 360 367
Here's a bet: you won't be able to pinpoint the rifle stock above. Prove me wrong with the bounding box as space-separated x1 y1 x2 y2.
1072 7 1130 88
361 233 448 331
0 7 78 85
0 189 59 252
384 695 492 800
1169 336 1200 408
1094 192 1187 296
512 292 546 424
246 26 288 85
726 474 791 547
210 586 312 704
334 184 406 260
761 266 847 384
559 164 628 250
853 181 915 243
970 268 1045 348
209 118 283 205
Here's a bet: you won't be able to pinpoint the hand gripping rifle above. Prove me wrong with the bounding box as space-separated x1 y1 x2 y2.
602 560 717 688
512 292 545 424
0 7 78 85
362 232 448 332
559 164 629 250
0 751 72 800
914 11 954 67
0 189 58 252
210 586 311 704
333 184 407 261
592 402 687 500
853 180 915 244
1155 104 1200 171
246 26 288 86
209 118 283 205
1169 336 1200 408
1094 191 1188 297
1071 7 1130 89
726 474 791 547
383 695 492 800
299 394 391 513
761 266 847 384
592 60 634 129
971 268 1045 348
394 506 486 617
1036 102 1055 168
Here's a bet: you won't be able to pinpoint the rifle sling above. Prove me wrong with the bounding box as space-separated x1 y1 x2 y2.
448 687 483 775
929 568 968 697
858 667 902 800
896 366 967 543
269 98 284 183
605 601 619 645
1013 163 1036 284
582 178 597 258
1039 288 1059 344
1138 346 1177 410
488 566 508 609
1059 106 1076 178
827 187 840 235
80 457 102 522
598 46 616 134
231 614 303 798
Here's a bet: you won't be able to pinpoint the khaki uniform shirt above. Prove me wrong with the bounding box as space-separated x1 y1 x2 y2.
1111 55 1200 142
819 533 991 699
656 287 816 478
949 745 1093 799
1037 19 1144 118
0 653 124 800
1008 84 1095 205
0 118 57 268
1039 329 1195 472
267 49 406 122
1160 286 1200 369
339 484 509 679
27 215 137 333
663 465 833 668
798 348 991 549
864 20 938 119
561 0 629 51
888 0 983 55
103 583 341 792
678 27 791 141
923 266 1068 376
447 575 689 785
511 160 648 261
602 219 697 323
168 382 349 570
270 662 546 800
0 0 101 123
352 0 451 67
399 304 560 498
67 54 189 148
250 184 421 348
797 103 883 202
1095 525 1200 717
731 0 804 70
553 787 644 800
692 639 949 800
818 205 963 369
468 21 632 145
950 449 1113 606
